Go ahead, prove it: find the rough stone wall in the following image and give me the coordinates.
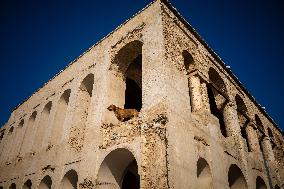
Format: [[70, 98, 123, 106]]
[[0, 0, 283, 189]]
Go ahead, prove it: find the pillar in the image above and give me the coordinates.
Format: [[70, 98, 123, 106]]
[[188, 74, 202, 112], [200, 82, 210, 112], [245, 122, 260, 153], [223, 101, 241, 137], [261, 136, 275, 162]]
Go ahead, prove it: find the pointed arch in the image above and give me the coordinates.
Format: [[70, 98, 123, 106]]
[[20, 111, 37, 155], [51, 89, 71, 145], [39, 175, 52, 189], [110, 40, 143, 113], [34, 101, 52, 151], [69, 74, 94, 151], [8, 126, 14, 134], [197, 158, 213, 189], [9, 183, 16, 189], [60, 169, 78, 189], [235, 95, 250, 151], [22, 179, 32, 189], [182, 50, 194, 74], [228, 164, 247, 189], [97, 148, 139, 189], [255, 115, 264, 132], [207, 68, 228, 137]]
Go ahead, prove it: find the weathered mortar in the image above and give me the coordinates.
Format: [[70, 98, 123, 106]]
[[0, 0, 283, 189]]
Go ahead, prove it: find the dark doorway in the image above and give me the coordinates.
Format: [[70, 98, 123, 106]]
[[124, 77, 142, 111], [122, 171, 140, 189], [122, 160, 140, 189], [207, 85, 227, 137]]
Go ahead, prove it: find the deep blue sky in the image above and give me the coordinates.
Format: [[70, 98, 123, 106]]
[[0, 0, 283, 131]]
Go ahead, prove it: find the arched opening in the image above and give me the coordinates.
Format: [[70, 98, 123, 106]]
[[256, 176, 267, 189], [34, 101, 52, 151], [208, 68, 228, 137], [10, 119, 25, 158], [267, 128, 273, 140], [39, 175, 52, 189], [51, 89, 71, 145], [255, 115, 264, 133], [22, 179, 32, 189], [9, 126, 14, 134], [9, 183, 16, 189], [275, 184, 280, 189], [182, 50, 195, 112], [61, 169, 78, 189], [182, 50, 194, 74], [197, 158, 213, 189], [69, 74, 94, 151], [124, 77, 142, 111], [18, 119, 24, 128], [20, 111, 37, 154], [97, 148, 139, 189], [228, 164, 247, 189], [111, 40, 143, 113], [0, 131, 4, 141], [235, 95, 250, 151]]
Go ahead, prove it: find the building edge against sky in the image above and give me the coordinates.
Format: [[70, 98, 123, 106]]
[[0, 0, 283, 189]]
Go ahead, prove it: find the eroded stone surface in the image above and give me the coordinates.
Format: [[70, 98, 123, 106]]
[[0, 1, 283, 189]]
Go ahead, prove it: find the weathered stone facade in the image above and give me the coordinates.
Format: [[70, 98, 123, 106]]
[[0, 0, 283, 188]]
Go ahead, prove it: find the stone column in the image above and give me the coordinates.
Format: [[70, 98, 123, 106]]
[[200, 82, 210, 112], [223, 101, 241, 137], [188, 73, 202, 112], [261, 136, 275, 162], [245, 122, 260, 152]]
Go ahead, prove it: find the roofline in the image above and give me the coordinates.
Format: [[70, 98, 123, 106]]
[[160, 0, 282, 134], [10, 1, 156, 113], [7, 0, 282, 135]]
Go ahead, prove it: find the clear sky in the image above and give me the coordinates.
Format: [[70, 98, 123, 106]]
[[0, 0, 283, 131]]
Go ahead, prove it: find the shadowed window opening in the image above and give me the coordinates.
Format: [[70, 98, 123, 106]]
[[240, 127, 250, 151], [124, 53, 142, 112], [207, 84, 227, 137], [122, 161, 140, 189], [23, 179, 32, 189], [18, 119, 24, 128], [235, 95, 250, 151], [8, 126, 14, 134], [267, 128, 276, 148], [124, 77, 142, 111], [97, 148, 140, 189], [255, 115, 264, 133], [182, 50, 194, 74], [256, 176, 267, 189], [61, 169, 78, 189], [197, 158, 213, 189], [111, 40, 143, 113], [9, 183, 16, 189], [0, 131, 3, 141], [228, 164, 247, 189], [275, 184, 280, 189], [39, 175, 52, 189]]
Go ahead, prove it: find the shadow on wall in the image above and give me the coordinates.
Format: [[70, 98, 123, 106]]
[[96, 148, 139, 189]]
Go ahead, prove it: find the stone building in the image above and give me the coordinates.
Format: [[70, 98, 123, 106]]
[[0, 0, 283, 188]]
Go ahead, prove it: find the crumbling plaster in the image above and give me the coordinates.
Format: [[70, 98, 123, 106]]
[[0, 0, 283, 189]]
